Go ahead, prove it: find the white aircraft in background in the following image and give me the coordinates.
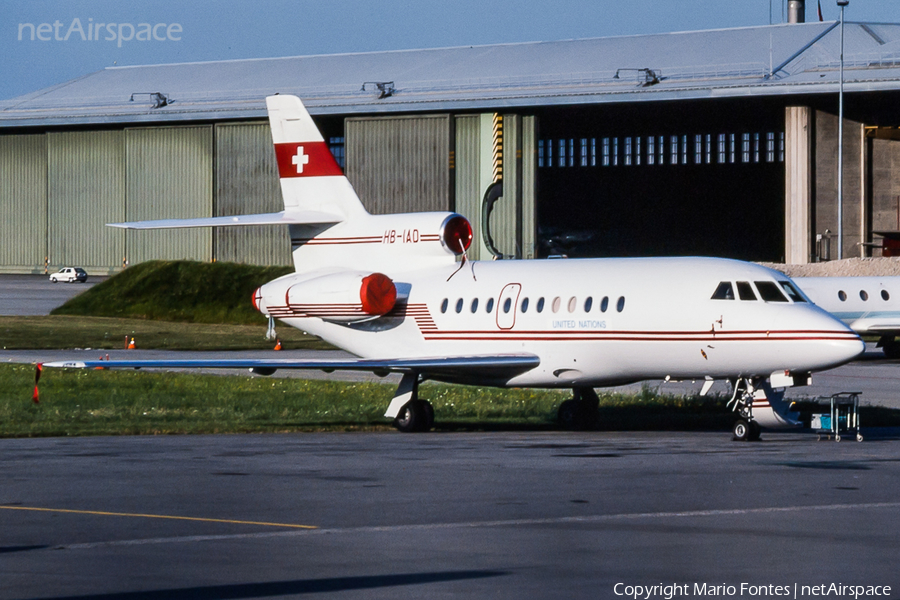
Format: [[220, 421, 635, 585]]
[[794, 276, 900, 358], [44, 95, 864, 441]]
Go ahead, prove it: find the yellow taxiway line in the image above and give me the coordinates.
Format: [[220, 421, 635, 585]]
[[0, 505, 317, 529]]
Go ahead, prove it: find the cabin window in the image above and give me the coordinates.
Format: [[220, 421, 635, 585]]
[[616, 296, 626, 312], [537, 297, 545, 313], [838, 290, 847, 302], [711, 282, 735, 300], [552, 297, 561, 313], [882, 290, 890, 301], [441, 298, 448, 313], [755, 281, 788, 302], [737, 281, 757, 301], [600, 296, 609, 312], [584, 296, 593, 312], [470, 298, 479, 313], [503, 297, 513, 313], [778, 281, 807, 302], [567, 297, 577, 313], [521, 297, 530, 313], [860, 290, 869, 301], [486, 298, 495, 313], [455, 298, 464, 313]]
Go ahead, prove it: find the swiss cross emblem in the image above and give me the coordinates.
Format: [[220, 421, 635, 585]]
[[292, 146, 310, 173]]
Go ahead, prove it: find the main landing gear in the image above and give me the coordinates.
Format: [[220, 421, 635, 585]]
[[728, 377, 761, 442], [878, 335, 900, 359], [387, 373, 434, 433], [557, 387, 601, 431]]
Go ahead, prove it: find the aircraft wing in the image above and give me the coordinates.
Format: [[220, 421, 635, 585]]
[[848, 317, 900, 335], [42, 354, 541, 382], [107, 210, 342, 229]]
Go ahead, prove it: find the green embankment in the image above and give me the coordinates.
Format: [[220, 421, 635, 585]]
[[0, 260, 331, 350], [51, 260, 292, 324]]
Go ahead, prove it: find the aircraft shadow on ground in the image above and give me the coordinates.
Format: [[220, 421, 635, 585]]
[[27, 570, 509, 600]]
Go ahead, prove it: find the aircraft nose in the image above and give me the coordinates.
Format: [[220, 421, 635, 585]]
[[809, 310, 865, 369]]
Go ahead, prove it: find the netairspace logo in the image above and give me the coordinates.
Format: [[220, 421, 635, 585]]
[[612, 582, 893, 600], [17, 18, 182, 48]]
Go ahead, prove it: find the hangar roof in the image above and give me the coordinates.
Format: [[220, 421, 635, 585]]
[[3, 21, 900, 127]]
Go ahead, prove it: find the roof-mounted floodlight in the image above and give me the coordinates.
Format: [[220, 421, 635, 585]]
[[361, 81, 395, 99], [613, 68, 662, 87], [129, 92, 170, 108]]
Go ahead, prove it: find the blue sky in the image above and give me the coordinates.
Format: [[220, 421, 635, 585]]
[[4, 0, 900, 101]]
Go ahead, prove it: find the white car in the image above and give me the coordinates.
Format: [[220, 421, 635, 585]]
[[50, 267, 88, 283]]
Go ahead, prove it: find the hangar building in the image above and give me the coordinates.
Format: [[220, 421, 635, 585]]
[[3, 19, 900, 274]]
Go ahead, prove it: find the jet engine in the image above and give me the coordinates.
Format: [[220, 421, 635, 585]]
[[253, 271, 397, 323]]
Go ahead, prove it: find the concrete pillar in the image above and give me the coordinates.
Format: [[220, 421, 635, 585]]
[[785, 106, 813, 264], [815, 110, 864, 259]]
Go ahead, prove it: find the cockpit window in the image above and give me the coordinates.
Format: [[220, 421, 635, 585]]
[[711, 282, 735, 300], [736, 281, 757, 301], [778, 281, 807, 303], [755, 281, 788, 302]]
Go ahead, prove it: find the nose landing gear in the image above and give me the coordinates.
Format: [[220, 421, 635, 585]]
[[728, 377, 762, 442], [732, 418, 762, 442]]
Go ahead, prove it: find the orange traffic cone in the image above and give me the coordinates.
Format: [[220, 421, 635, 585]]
[[127, 337, 136, 350], [273, 339, 282, 351]]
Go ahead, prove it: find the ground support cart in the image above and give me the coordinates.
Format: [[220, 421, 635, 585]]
[[807, 392, 863, 442]]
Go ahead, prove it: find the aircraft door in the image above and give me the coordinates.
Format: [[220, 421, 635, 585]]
[[496, 283, 522, 330]]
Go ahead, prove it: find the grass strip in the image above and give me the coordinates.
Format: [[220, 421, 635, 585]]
[[12, 363, 895, 437], [0, 316, 332, 351]]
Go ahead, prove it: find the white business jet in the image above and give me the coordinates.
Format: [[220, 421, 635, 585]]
[[44, 95, 864, 440], [794, 276, 900, 358]]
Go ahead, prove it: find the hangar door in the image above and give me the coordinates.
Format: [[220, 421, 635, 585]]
[[0, 134, 47, 271], [345, 115, 451, 214], [125, 126, 213, 265], [535, 101, 786, 262], [215, 122, 291, 266], [48, 131, 125, 271]]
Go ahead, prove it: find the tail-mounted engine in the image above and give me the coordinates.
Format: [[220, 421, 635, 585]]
[[254, 271, 398, 323]]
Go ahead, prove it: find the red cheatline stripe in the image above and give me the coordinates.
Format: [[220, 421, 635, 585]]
[[421, 335, 855, 342]]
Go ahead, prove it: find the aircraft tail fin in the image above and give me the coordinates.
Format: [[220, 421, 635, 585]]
[[266, 95, 368, 221]]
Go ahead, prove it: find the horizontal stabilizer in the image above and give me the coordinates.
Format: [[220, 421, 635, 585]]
[[107, 210, 342, 230], [43, 354, 540, 380]]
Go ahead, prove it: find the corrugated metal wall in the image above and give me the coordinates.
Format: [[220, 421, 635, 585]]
[[215, 122, 290, 265], [453, 113, 537, 261], [345, 115, 450, 214], [125, 126, 213, 264], [0, 134, 47, 271], [521, 116, 537, 259], [454, 115, 482, 261], [492, 114, 518, 258], [48, 131, 125, 270], [0, 111, 535, 273]]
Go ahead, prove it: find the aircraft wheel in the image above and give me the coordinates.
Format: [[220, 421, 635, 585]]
[[393, 399, 433, 433], [884, 341, 900, 360], [557, 399, 583, 430], [732, 419, 751, 442], [748, 420, 762, 442], [557, 400, 599, 431], [421, 400, 435, 431]]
